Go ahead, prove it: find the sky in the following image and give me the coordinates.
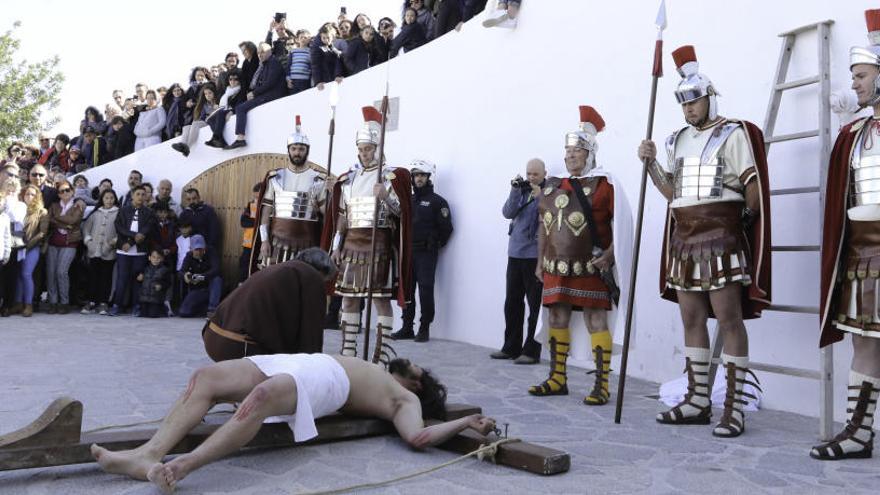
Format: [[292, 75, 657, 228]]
[[5, 0, 401, 138]]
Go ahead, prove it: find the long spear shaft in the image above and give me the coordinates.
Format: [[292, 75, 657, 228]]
[[324, 107, 337, 254], [361, 95, 391, 361], [615, 4, 666, 423]]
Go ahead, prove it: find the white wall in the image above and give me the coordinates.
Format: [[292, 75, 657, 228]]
[[83, 0, 876, 425]]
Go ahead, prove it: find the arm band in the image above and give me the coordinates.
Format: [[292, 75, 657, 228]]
[[259, 225, 269, 242], [332, 232, 344, 251]]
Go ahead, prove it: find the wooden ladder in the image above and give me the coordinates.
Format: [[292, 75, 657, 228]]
[[708, 19, 835, 441]]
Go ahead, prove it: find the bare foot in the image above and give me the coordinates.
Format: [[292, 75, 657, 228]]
[[147, 462, 179, 495], [90, 444, 156, 481]]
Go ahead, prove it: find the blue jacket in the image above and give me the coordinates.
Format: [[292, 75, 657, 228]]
[[251, 56, 286, 101], [502, 185, 540, 259]]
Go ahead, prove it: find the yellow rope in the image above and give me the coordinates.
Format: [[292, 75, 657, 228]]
[[295, 438, 520, 495]]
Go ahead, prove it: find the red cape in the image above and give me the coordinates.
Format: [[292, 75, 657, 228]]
[[658, 119, 772, 319], [321, 165, 412, 307], [819, 118, 867, 347], [248, 162, 328, 276]]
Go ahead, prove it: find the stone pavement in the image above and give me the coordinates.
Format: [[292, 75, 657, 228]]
[[0, 315, 878, 494]]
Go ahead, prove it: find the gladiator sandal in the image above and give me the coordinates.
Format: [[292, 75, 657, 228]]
[[656, 347, 712, 425], [372, 316, 397, 367], [528, 328, 570, 396], [584, 330, 612, 406], [339, 312, 360, 357], [713, 355, 761, 438], [810, 372, 879, 460]]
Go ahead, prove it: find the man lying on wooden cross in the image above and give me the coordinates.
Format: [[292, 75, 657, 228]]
[[91, 354, 496, 494]]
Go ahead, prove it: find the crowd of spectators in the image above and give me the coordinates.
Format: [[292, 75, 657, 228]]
[[0, 2, 500, 318], [1, 1, 491, 168], [0, 164, 225, 319]]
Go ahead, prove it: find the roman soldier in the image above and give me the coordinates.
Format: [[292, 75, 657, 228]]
[[529, 105, 623, 407], [323, 106, 412, 365], [249, 116, 329, 275], [638, 45, 772, 438], [813, 9, 880, 460]]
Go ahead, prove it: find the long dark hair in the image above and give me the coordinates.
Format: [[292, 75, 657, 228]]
[[239, 41, 258, 59], [193, 82, 218, 121], [162, 83, 183, 111]]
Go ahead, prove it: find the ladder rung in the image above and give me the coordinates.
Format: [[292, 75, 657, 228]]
[[771, 187, 820, 196], [767, 304, 819, 315], [771, 245, 819, 252], [775, 75, 820, 91], [778, 19, 834, 38], [766, 130, 819, 144], [710, 358, 821, 380]]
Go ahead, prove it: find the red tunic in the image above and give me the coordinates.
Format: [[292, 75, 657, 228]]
[[542, 177, 614, 311], [820, 118, 867, 347]]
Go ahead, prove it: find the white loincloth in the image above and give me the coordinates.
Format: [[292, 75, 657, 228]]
[[245, 353, 350, 442]]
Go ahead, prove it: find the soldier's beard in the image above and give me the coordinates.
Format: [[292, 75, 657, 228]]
[[289, 153, 308, 167]]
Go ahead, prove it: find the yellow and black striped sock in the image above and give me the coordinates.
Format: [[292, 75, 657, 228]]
[[528, 328, 570, 396], [584, 330, 612, 405]]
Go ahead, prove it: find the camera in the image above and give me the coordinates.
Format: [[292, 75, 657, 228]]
[[191, 273, 206, 283], [340, 6, 347, 15], [511, 176, 531, 190], [274, 12, 286, 23]]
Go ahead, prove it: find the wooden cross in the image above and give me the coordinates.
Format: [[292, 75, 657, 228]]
[[0, 397, 569, 476]]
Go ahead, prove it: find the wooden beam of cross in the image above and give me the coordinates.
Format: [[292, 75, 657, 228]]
[[0, 397, 570, 476]]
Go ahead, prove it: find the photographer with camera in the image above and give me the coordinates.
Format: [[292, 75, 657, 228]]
[[178, 234, 223, 319], [490, 158, 545, 364]]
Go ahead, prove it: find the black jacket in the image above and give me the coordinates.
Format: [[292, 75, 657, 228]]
[[344, 37, 387, 75], [179, 202, 221, 249], [411, 183, 453, 249], [240, 56, 259, 92], [114, 205, 157, 253], [435, 0, 463, 39], [390, 23, 427, 58], [107, 122, 136, 160], [463, 0, 488, 22], [139, 263, 172, 304], [181, 250, 220, 289], [310, 38, 345, 85]]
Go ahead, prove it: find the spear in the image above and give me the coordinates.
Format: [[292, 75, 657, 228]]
[[361, 97, 391, 362], [614, 0, 667, 424], [324, 83, 339, 253]]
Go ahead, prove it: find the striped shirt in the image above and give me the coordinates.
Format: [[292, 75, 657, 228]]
[[287, 48, 311, 81]]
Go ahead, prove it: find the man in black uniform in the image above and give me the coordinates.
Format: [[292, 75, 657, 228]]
[[392, 160, 453, 342]]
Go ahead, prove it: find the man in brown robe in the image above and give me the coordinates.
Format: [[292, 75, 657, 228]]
[[201, 248, 336, 361]]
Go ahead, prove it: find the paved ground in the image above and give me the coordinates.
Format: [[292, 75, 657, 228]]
[[0, 314, 878, 494]]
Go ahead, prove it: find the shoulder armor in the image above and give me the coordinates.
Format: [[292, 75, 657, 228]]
[[266, 168, 280, 178], [385, 170, 397, 181], [665, 126, 688, 166], [307, 162, 329, 177]]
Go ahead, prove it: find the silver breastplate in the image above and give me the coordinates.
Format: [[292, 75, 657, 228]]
[[673, 157, 725, 200], [851, 130, 880, 206], [668, 122, 740, 201], [347, 196, 390, 228], [275, 191, 318, 221]]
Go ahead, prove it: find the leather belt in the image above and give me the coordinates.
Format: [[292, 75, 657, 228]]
[[208, 322, 258, 345]]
